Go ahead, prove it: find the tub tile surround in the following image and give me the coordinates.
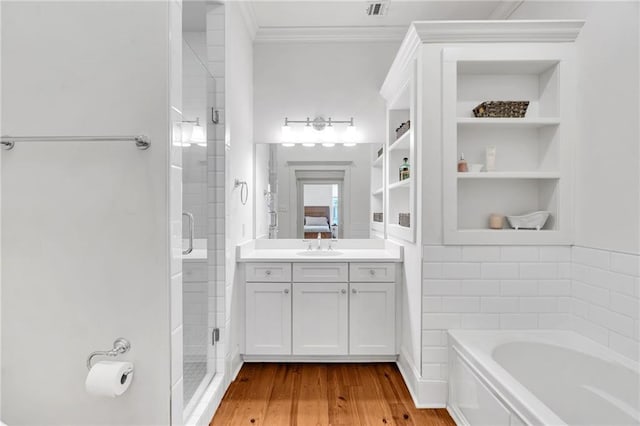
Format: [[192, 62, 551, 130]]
[[420, 244, 640, 390], [571, 246, 640, 361], [422, 245, 573, 381]]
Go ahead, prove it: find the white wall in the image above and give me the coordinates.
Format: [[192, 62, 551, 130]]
[[254, 42, 399, 145], [1, 2, 173, 424], [511, 1, 639, 255], [225, 0, 254, 384]]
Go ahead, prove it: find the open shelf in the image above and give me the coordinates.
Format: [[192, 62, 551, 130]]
[[443, 52, 572, 245], [457, 172, 560, 179], [369, 144, 385, 238], [370, 221, 384, 233], [457, 117, 560, 128], [388, 178, 411, 190], [388, 131, 410, 152]]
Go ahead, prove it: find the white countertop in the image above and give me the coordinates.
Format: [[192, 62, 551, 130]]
[[236, 239, 403, 262]]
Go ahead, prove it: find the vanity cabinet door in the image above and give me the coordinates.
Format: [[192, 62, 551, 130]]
[[292, 282, 348, 355], [245, 282, 291, 355], [349, 282, 396, 355]]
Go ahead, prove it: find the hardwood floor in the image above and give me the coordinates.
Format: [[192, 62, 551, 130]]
[[210, 363, 456, 426]]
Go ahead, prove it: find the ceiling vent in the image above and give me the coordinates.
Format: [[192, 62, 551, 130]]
[[365, 1, 389, 16]]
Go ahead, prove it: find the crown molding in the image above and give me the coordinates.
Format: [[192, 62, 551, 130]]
[[254, 26, 407, 43], [411, 20, 584, 44], [488, 0, 525, 19], [379, 25, 420, 102], [237, 1, 258, 40]]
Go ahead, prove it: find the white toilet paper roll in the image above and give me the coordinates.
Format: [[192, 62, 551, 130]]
[[85, 361, 134, 397]]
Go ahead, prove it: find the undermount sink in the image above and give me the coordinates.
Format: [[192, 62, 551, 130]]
[[296, 250, 344, 257]]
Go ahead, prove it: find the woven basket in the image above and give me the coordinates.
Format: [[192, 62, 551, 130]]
[[373, 212, 383, 223], [473, 101, 529, 118]]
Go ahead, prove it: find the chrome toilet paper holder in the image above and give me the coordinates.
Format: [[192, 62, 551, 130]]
[[86, 338, 132, 372]]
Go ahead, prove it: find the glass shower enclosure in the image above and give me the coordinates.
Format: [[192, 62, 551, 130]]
[[181, 20, 217, 416]]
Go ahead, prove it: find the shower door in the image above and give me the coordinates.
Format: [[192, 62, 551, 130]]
[[181, 34, 216, 415]]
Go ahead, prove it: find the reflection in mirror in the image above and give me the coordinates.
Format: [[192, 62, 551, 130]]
[[302, 183, 339, 239], [255, 143, 376, 239]]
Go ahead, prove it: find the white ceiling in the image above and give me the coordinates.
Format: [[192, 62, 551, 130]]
[[251, 1, 505, 28], [183, 1, 522, 41]]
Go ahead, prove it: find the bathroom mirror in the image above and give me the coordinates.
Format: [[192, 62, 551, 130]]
[[255, 143, 377, 239]]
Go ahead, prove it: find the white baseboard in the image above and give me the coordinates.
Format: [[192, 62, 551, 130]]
[[447, 404, 467, 426], [396, 348, 448, 408], [242, 354, 398, 363], [230, 347, 243, 381]]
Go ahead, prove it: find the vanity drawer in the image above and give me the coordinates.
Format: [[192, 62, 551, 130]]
[[349, 263, 396, 282], [293, 263, 348, 282], [246, 263, 292, 282]]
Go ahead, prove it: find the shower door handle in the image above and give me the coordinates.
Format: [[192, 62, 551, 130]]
[[182, 212, 194, 255]]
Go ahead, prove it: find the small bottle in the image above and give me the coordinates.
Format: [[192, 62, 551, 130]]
[[457, 153, 468, 172], [486, 146, 496, 172], [399, 157, 410, 181]]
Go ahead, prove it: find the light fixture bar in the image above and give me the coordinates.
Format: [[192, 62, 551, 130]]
[[284, 117, 354, 126]]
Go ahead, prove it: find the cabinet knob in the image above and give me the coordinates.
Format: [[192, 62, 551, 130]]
[[352, 288, 358, 294], [283, 288, 289, 294], [369, 269, 376, 275], [341, 289, 346, 294], [265, 270, 272, 276]]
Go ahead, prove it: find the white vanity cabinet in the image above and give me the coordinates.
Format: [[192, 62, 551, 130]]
[[292, 281, 348, 355], [349, 263, 396, 355], [243, 261, 399, 359], [245, 264, 292, 355]]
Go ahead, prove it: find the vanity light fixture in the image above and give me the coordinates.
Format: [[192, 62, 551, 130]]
[[281, 116, 358, 146]]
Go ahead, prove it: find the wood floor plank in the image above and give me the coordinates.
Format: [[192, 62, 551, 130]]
[[351, 364, 397, 425], [210, 363, 456, 426], [373, 364, 417, 425], [213, 363, 278, 425], [293, 364, 330, 426], [327, 365, 361, 426], [262, 364, 300, 425]]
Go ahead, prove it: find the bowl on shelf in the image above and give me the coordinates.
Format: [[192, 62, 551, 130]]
[[506, 211, 550, 230], [469, 163, 484, 172]]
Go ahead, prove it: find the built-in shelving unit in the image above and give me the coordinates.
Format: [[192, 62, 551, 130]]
[[442, 48, 574, 245], [384, 72, 416, 243], [370, 145, 385, 238]]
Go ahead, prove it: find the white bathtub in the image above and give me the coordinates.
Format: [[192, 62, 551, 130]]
[[447, 330, 639, 426]]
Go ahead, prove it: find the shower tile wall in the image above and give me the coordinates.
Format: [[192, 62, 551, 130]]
[[183, 31, 209, 239], [571, 246, 639, 361], [182, 31, 209, 369]]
